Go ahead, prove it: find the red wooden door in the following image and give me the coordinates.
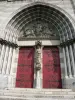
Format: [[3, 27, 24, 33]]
[[43, 47, 62, 88], [16, 47, 34, 88]]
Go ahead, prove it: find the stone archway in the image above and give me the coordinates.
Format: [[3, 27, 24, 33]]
[[0, 2, 75, 89], [5, 2, 75, 42]]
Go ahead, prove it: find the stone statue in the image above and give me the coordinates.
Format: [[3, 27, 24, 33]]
[[35, 41, 42, 71]]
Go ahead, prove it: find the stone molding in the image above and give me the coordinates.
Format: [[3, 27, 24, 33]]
[[60, 38, 75, 47], [0, 38, 18, 48]]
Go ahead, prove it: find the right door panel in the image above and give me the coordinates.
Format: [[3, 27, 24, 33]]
[[43, 47, 62, 88]]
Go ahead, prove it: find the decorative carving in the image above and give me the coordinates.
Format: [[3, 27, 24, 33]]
[[35, 41, 42, 71], [22, 21, 57, 39], [0, 38, 18, 48]]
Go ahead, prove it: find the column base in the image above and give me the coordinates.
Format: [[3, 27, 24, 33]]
[[65, 76, 69, 78], [69, 75, 73, 78], [63, 77, 75, 89]]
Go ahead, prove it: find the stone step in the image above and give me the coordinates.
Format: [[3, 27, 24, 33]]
[[0, 88, 72, 92], [0, 88, 73, 94], [6, 88, 73, 92], [0, 90, 75, 95], [0, 95, 75, 100], [0, 88, 74, 93], [0, 89, 75, 96], [0, 89, 75, 100], [0, 95, 74, 100]]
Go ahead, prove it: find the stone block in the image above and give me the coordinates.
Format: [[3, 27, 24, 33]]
[[0, 89, 75, 100], [0, 74, 8, 89]]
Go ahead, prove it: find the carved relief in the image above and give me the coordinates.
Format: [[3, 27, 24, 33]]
[[21, 21, 57, 39], [35, 41, 42, 71]]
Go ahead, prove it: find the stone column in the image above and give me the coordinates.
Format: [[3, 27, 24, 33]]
[[0, 44, 2, 56], [0, 45, 6, 73], [10, 48, 16, 74], [2, 46, 9, 74], [8, 47, 17, 88], [66, 46, 72, 77], [34, 41, 42, 89], [69, 45, 75, 77], [72, 43, 75, 77], [63, 47, 68, 78], [6, 47, 13, 74]]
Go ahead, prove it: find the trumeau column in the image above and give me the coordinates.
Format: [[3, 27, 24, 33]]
[[34, 41, 42, 89]]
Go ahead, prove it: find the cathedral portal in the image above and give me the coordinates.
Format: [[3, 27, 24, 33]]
[[2, 2, 75, 89], [16, 46, 62, 88]]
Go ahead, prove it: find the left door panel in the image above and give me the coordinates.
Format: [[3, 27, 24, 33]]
[[16, 47, 34, 88]]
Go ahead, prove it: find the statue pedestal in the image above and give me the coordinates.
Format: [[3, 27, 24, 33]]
[[36, 71, 41, 89]]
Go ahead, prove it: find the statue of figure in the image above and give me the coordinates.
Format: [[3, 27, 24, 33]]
[[35, 23, 43, 36], [35, 41, 42, 71], [24, 28, 35, 37], [34, 41, 42, 89], [22, 21, 57, 38]]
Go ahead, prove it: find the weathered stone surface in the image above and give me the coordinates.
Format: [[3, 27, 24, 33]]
[[0, 75, 8, 89], [0, 89, 75, 100], [0, 0, 75, 93]]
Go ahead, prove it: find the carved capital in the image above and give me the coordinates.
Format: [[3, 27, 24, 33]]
[[0, 38, 18, 48], [35, 41, 42, 49]]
